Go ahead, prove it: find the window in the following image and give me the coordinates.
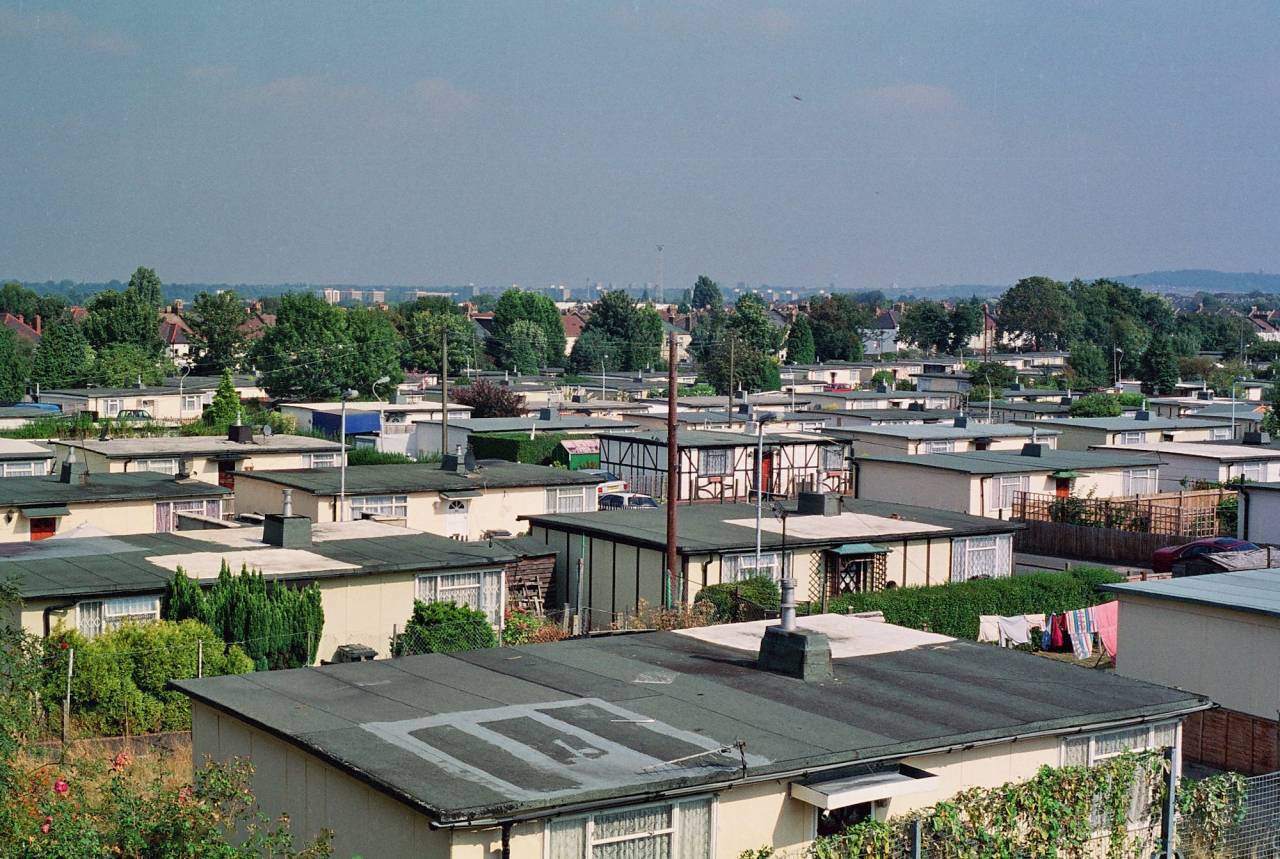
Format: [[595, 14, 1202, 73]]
[[822, 447, 845, 471], [546, 486, 597, 513], [926, 440, 955, 454], [1, 460, 40, 477], [181, 394, 200, 413], [134, 458, 179, 475], [1210, 427, 1233, 441], [722, 551, 782, 582], [547, 797, 713, 859], [994, 475, 1028, 510], [155, 499, 221, 532], [950, 534, 1013, 582], [1238, 461, 1264, 483], [350, 494, 408, 519], [1123, 467, 1158, 495], [305, 452, 340, 468], [77, 595, 161, 638], [1117, 431, 1145, 445], [699, 449, 729, 476], [103, 399, 123, 417], [1060, 722, 1179, 830], [416, 571, 503, 625]]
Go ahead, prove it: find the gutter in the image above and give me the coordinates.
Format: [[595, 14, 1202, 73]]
[[425, 700, 1211, 830], [43, 600, 76, 638]]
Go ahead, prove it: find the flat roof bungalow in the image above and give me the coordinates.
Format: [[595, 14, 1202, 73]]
[[524, 495, 1020, 626], [414, 414, 639, 457], [171, 615, 1206, 859], [234, 460, 605, 540], [827, 418, 1059, 456], [790, 406, 965, 429], [804, 388, 952, 412], [1101, 569, 1280, 774], [0, 438, 54, 477], [37, 374, 264, 422], [0, 459, 229, 541], [0, 518, 527, 661], [1090, 440, 1280, 491], [1015, 414, 1236, 450], [278, 399, 473, 457], [853, 445, 1164, 518], [1238, 482, 1280, 545], [49, 431, 346, 489], [981, 399, 1074, 423]]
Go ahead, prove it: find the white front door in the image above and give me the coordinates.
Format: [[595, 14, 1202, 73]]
[[445, 500, 469, 539]]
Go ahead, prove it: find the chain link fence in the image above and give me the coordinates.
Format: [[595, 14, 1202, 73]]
[[1220, 770, 1280, 859]]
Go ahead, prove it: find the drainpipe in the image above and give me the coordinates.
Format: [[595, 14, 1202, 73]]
[[500, 822, 512, 859], [43, 601, 76, 638]]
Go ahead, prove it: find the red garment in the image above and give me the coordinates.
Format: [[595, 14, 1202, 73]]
[[1049, 613, 1068, 651]]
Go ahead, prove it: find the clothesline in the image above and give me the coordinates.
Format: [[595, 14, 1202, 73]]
[[977, 602, 1119, 659]]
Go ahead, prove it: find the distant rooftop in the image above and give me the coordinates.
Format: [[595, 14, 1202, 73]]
[[50, 434, 344, 459], [235, 462, 603, 495], [598, 429, 831, 449], [1101, 568, 1280, 619], [833, 422, 1059, 441], [1092, 441, 1280, 461], [856, 448, 1162, 475], [0, 472, 228, 507], [0, 438, 54, 461], [446, 416, 638, 433], [1022, 416, 1232, 430]]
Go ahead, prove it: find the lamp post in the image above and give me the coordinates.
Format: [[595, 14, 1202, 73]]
[[1113, 347, 1124, 388], [600, 354, 608, 402], [753, 413, 776, 579], [371, 374, 391, 403], [337, 388, 359, 522]]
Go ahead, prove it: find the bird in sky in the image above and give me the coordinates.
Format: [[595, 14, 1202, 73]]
[[791, 94, 803, 101]]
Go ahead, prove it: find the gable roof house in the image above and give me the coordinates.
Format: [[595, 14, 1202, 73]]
[[170, 614, 1206, 859], [1, 312, 41, 344]]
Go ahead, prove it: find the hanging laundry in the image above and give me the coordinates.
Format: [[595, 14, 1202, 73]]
[[997, 615, 1031, 646], [1092, 601, 1119, 658], [1041, 623, 1052, 650], [1067, 608, 1093, 660], [977, 615, 1001, 644], [1050, 614, 1068, 651], [1024, 613, 1046, 633]]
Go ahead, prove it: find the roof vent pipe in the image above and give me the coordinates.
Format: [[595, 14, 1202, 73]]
[[282, 488, 293, 517], [779, 578, 797, 632]]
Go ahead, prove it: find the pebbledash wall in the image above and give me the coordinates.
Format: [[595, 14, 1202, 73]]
[[189, 701, 1077, 859]]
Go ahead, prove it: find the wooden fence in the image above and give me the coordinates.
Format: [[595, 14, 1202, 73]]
[[1013, 519, 1185, 565], [1012, 488, 1235, 538]]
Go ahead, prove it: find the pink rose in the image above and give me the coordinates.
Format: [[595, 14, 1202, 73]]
[[53, 779, 68, 795]]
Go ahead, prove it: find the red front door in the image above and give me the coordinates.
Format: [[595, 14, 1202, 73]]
[[760, 451, 774, 497], [30, 517, 56, 541], [1055, 478, 1071, 498]]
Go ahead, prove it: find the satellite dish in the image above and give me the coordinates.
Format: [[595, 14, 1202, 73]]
[[261, 425, 274, 437]]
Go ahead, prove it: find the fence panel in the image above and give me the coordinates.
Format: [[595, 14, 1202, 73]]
[[1219, 770, 1280, 859], [1014, 489, 1236, 538]]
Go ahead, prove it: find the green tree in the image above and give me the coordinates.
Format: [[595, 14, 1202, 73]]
[[946, 299, 985, 353], [1069, 393, 1124, 417], [399, 309, 478, 374], [784, 316, 816, 364], [506, 319, 547, 374], [491, 289, 565, 367], [83, 288, 162, 355], [127, 266, 164, 308], [393, 599, 498, 655], [0, 329, 25, 402], [997, 277, 1078, 351], [32, 319, 95, 388], [1067, 340, 1110, 389], [567, 328, 616, 376], [898, 302, 951, 354], [204, 368, 243, 426], [569, 290, 662, 372], [1262, 380, 1280, 436], [969, 361, 1018, 391], [187, 290, 249, 373], [452, 379, 526, 418], [0, 280, 66, 323], [690, 275, 723, 310], [1139, 338, 1179, 395], [808, 294, 871, 361], [344, 306, 404, 395], [250, 293, 353, 399], [93, 343, 170, 387]]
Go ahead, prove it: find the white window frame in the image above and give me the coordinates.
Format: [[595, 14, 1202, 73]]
[[133, 457, 179, 475], [993, 475, 1029, 510], [181, 394, 201, 413], [154, 498, 222, 532], [1117, 431, 1145, 445], [699, 448, 730, 476], [1, 460, 40, 477], [544, 796, 715, 859], [546, 486, 597, 513], [722, 551, 782, 582], [350, 494, 408, 519], [1237, 461, 1264, 483], [926, 440, 955, 454], [304, 452, 341, 468], [1123, 467, 1158, 495], [76, 595, 161, 638], [1210, 427, 1233, 441], [1060, 722, 1180, 830], [103, 398, 123, 417], [950, 534, 1013, 582], [416, 570, 504, 626], [822, 447, 845, 471]]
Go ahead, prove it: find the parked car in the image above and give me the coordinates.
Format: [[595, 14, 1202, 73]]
[[599, 492, 659, 510], [1152, 537, 1260, 573], [115, 409, 154, 422], [579, 469, 627, 495]]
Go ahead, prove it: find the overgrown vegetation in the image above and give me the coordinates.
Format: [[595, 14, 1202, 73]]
[[501, 608, 568, 645], [164, 563, 324, 670], [694, 577, 781, 622], [828, 567, 1122, 640], [391, 600, 499, 656], [469, 430, 571, 465]]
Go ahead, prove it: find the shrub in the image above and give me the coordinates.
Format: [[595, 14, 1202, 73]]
[[392, 600, 498, 655], [347, 447, 417, 465], [694, 577, 781, 622], [469, 431, 571, 465], [1069, 393, 1123, 417], [827, 567, 1123, 640], [501, 609, 568, 646], [42, 620, 253, 736]]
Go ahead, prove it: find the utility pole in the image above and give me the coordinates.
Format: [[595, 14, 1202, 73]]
[[665, 332, 680, 606], [727, 336, 736, 416], [656, 244, 664, 305], [440, 328, 449, 456]]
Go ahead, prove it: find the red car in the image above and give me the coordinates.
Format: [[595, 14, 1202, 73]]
[[1151, 537, 1259, 574]]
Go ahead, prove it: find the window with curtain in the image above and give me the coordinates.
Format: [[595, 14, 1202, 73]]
[[546, 486, 595, 513], [134, 458, 179, 475], [950, 534, 1012, 582], [994, 475, 1028, 510], [1118, 431, 1145, 445], [350, 494, 408, 518], [1, 460, 40, 477], [547, 797, 713, 859], [722, 551, 781, 582], [305, 452, 340, 468], [77, 595, 161, 638], [1059, 722, 1178, 830], [822, 447, 845, 471], [155, 499, 220, 532], [416, 571, 503, 625], [1239, 461, 1264, 482], [1122, 468, 1158, 495], [699, 449, 729, 476], [926, 440, 955, 454]]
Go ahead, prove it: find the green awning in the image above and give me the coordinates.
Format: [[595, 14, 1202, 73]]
[[829, 542, 890, 556], [21, 505, 70, 518], [439, 489, 482, 499], [1051, 470, 1079, 479]]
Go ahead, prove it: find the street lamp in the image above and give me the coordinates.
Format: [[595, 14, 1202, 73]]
[[752, 412, 777, 579], [600, 354, 608, 402], [371, 375, 391, 403], [1113, 347, 1124, 388], [337, 388, 359, 522]]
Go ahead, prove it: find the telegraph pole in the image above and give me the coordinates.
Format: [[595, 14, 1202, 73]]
[[727, 336, 736, 416], [440, 328, 449, 455], [656, 244, 664, 305], [665, 331, 680, 606]]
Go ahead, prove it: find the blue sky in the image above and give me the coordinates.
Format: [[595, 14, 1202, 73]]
[[1, 1, 1277, 290]]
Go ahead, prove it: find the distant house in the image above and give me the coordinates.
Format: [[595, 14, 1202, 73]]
[[981, 398, 1075, 423], [37, 374, 264, 422], [158, 312, 194, 362], [413, 414, 638, 458], [828, 418, 1059, 456], [0, 438, 54, 477], [559, 310, 587, 355], [854, 445, 1164, 518], [1090, 440, 1280, 490], [279, 399, 472, 457], [1016, 413, 1237, 450], [0, 312, 41, 344], [233, 460, 605, 540], [861, 308, 903, 356], [793, 406, 964, 428], [804, 387, 951, 411]]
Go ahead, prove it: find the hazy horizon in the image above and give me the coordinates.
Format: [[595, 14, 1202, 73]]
[[3, 2, 1277, 291]]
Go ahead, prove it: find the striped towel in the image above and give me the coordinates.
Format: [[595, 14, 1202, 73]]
[[1067, 608, 1094, 660]]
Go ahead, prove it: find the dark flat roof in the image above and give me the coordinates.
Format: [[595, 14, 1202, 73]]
[[856, 449, 1162, 475], [448, 417, 638, 433], [234, 463, 603, 495], [1022, 416, 1232, 431], [1101, 568, 1280, 619], [171, 626, 1205, 824], [524, 497, 1018, 553], [598, 429, 831, 449], [0, 473, 228, 507]]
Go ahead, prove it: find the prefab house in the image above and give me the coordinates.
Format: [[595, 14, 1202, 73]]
[[1015, 414, 1237, 451]]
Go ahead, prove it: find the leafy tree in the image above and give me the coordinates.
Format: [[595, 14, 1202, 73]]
[[204, 368, 243, 426], [32, 319, 95, 388], [690, 275, 722, 310], [491, 289, 565, 367], [506, 319, 548, 374], [452, 379, 527, 418], [0, 329, 25, 403], [0, 280, 65, 323], [187, 290, 249, 373], [729, 294, 783, 353], [898, 302, 951, 354], [1069, 393, 1123, 417], [946, 299, 985, 352], [399, 309, 478, 374], [808, 295, 871, 361], [569, 290, 663, 372], [968, 361, 1018, 391], [127, 266, 164, 308], [1066, 340, 1110, 389], [567, 328, 616, 376], [784, 316, 816, 364], [93, 343, 170, 387], [392, 599, 498, 655], [997, 277, 1078, 351], [1174, 311, 1257, 358], [697, 296, 784, 394], [83, 288, 162, 355], [344, 306, 404, 395], [250, 293, 353, 399], [1262, 381, 1280, 436], [1139, 338, 1179, 396]]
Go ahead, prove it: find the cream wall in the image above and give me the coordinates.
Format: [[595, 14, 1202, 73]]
[[0, 497, 164, 542], [1114, 595, 1280, 720], [1240, 488, 1280, 543], [1051, 424, 1225, 451], [41, 392, 208, 422], [52, 448, 330, 485]]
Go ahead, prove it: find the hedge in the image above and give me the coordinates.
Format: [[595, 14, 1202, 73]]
[[392, 600, 499, 655], [469, 431, 572, 465], [694, 577, 781, 622], [827, 566, 1123, 640]]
